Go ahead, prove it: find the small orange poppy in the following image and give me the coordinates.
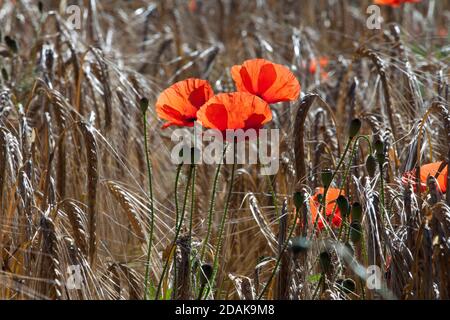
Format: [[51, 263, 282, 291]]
[[374, 0, 420, 7], [155, 78, 214, 129], [308, 57, 329, 75], [231, 59, 300, 104], [309, 187, 343, 231], [196, 92, 272, 132], [402, 161, 447, 193]]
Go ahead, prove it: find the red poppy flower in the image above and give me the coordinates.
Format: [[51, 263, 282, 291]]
[[231, 59, 300, 104], [155, 78, 214, 129], [374, 0, 420, 7], [196, 92, 272, 133], [309, 187, 343, 231], [402, 161, 447, 193], [188, 0, 197, 13], [308, 57, 329, 75]]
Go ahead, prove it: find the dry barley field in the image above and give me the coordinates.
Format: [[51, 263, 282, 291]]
[[0, 0, 449, 300]]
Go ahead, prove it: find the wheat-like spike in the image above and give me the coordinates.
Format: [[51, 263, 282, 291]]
[[118, 264, 141, 300], [77, 121, 98, 266], [38, 212, 63, 300], [61, 200, 88, 257], [106, 181, 146, 242]]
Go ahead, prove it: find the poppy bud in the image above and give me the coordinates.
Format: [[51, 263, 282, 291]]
[[317, 193, 323, 204], [199, 264, 213, 286], [293, 192, 304, 211], [139, 97, 149, 113], [366, 154, 377, 177], [350, 221, 362, 243], [349, 119, 361, 139], [290, 236, 310, 255], [376, 151, 385, 166], [344, 242, 354, 257], [342, 278, 356, 294], [4, 36, 18, 54], [319, 251, 332, 274], [321, 169, 333, 188], [336, 195, 350, 219], [351, 202, 362, 222], [1, 68, 8, 81], [374, 139, 384, 155]]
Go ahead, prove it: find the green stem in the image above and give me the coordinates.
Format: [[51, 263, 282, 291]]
[[199, 157, 224, 263], [188, 165, 196, 240], [202, 144, 236, 299], [155, 164, 194, 299], [172, 163, 183, 299], [309, 138, 352, 240], [312, 272, 325, 300], [379, 162, 386, 223], [143, 112, 155, 300], [257, 209, 299, 300]]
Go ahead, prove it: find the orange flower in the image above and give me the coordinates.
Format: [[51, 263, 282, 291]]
[[308, 57, 329, 75], [402, 161, 447, 193], [374, 0, 420, 7], [196, 92, 272, 132], [309, 187, 343, 231], [188, 0, 197, 13], [231, 59, 300, 104], [156, 78, 214, 129]]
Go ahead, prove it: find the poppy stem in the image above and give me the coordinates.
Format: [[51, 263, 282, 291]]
[[202, 143, 236, 299], [155, 164, 194, 299], [333, 135, 372, 240], [199, 148, 226, 263], [188, 165, 196, 240], [142, 111, 155, 300], [257, 207, 299, 300], [310, 137, 353, 239], [312, 272, 324, 300], [172, 162, 184, 299]]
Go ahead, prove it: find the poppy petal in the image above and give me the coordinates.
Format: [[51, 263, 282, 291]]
[[156, 78, 214, 129], [402, 161, 447, 193], [204, 103, 229, 131], [257, 63, 277, 94], [231, 59, 300, 104], [197, 92, 272, 132]]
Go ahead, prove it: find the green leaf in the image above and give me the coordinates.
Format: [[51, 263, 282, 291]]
[[307, 273, 322, 283]]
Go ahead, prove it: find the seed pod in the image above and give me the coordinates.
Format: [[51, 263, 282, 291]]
[[366, 154, 377, 177], [199, 264, 213, 286], [319, 251, 332, 274], [4, 36, 18, 53], [376, 151, 385, 166], [316, 193, 323, 204], [293, 192, 304, 211], [336, 195, 350, 219], [139, 97, 149, 113], [374, 139, 384, 155], [344, 242, 354, 257], [350, 221, 362, 243], [349, 119, 361, 139], [290, 237, 310, 255], [351, 202, 362, 222], [321, 169, 333, 188], [342, 278, 356, 294], [1, 68, 8, 81]]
